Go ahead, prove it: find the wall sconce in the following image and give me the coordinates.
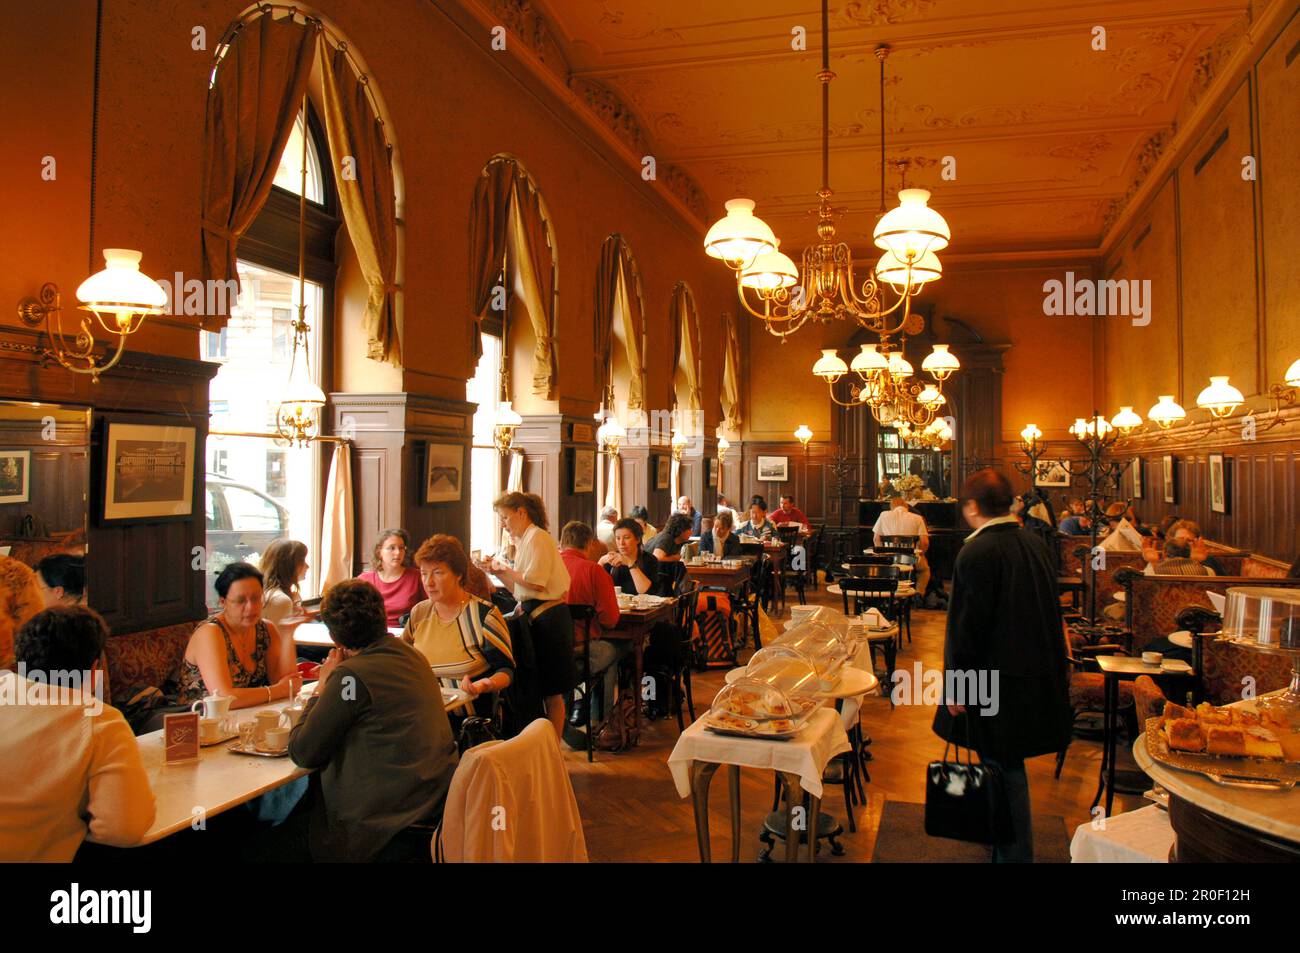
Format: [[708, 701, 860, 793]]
[[596, 416, 625, 456], [794, 424, 813, 448], [1195, 376, 1245, 419], [493, 401, 523, 454], [1111, 406, 1143, 435], [670, 429, 690, 461], [1147, 395, 1186, 429], [18, 249, 167, 382], [717, 435, 730, 463]]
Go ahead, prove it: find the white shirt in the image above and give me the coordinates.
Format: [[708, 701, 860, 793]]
[[510, 524, 570, 603], [0, 673, 155, 861], [872, 506, 929, 543], [595, 519, 617, 551]]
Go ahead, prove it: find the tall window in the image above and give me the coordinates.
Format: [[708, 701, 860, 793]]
[[468, 332, 503, 556], [202, 105, 336, 609]]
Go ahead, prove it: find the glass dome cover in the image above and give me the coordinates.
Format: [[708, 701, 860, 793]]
[[772, 622, 850, 678], [744, 645, 827, 697], [709, 677, 797, 722], [1222, 587, 1300, 653]]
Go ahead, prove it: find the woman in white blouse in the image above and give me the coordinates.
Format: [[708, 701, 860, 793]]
[[479, 492, 573, 738]]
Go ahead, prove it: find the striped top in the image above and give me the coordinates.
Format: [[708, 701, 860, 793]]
[[401, 596, 515, 682]]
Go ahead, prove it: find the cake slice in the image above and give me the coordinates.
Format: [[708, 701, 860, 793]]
[[1165, 718, 1206, 752], [1196, 702, 1232, 726], [1205, 725, 1247, 757], [1242, 726, 1284, 761]]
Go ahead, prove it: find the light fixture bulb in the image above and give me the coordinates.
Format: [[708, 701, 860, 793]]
[[1196, 376, 1244, 418], [703, 198, 778, 269]]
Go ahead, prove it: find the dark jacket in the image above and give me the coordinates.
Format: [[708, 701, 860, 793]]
[[698, 532, 741, 558], [289, 638, 458, 861], [932, 521, 1071, 763]]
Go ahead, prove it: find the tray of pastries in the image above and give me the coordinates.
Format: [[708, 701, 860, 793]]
[[1145, 701, 1300, 787], [702, 679, 819, 740]]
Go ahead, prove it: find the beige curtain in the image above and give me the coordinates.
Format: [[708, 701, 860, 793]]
[[615, 258, 646, 415], [670, 282, 702, 413], [319, 41, 401, 366], [604, 453, 622, 513], [200, 14, 316, 324], [670, 456, 681, 504], [319, 442, 354, 591], [468, 160, 516, 363], [506, 195, 557, 398], [722, 310, 742, 430]]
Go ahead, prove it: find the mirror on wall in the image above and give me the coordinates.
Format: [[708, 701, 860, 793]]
[[874, 431, 953, 500], [0, 401, 91, 570]]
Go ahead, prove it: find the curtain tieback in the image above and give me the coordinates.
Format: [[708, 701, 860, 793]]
[[201, 218, 236, 241]]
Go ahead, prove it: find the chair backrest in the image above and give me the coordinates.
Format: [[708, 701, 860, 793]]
[[858, 555, 896, 566], [738, 541, 764, 557], [656, 560, 688, 597], [879, 535, 919, 551], [840, 574, 899, 614], [776, 524, 801, 544], [568, 604, 597, 647], [858, 563, 900, 581]]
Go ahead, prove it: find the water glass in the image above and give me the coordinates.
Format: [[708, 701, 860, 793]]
[[238, 721, 257, 750]]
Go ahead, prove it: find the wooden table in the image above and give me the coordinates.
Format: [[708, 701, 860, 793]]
[[684, 562, 750, 593], [602, 599, 677, 746], [1092, 654, 1196, 817]]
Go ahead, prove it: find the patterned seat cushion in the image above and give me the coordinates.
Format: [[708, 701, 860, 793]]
[[104, 623, 196, 708], [1131, 675, 1166, 721], [1069, 672, 1133, 711]]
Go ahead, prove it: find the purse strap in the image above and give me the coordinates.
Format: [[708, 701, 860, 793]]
[[941, 710, 981, 767]]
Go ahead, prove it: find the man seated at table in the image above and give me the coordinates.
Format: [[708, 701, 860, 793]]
[[1143, 538, 1213, 577], [1142, 519, 1223, 576], [0, 606, 155, 861], [288, 580, 458, 862], [558, 521, 629, 738], [675, 496, 703, 536], [1058, 499, 1091, 536], [872, 496, 932, 597], [699, 510, 741, 558], [737, 497, 778, 540], [770, 495, 808, 529], [650, 513, 694, 564], [596, 506, 620, 552]]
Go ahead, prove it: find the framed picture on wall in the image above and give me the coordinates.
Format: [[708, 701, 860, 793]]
[[1130, 457, 1143, 499], [757, 455, 788, 482], [0, 450, 30, 505], [424, 443, 464, 504], [572, 449, 595, 494], [100, 418, 197, 523], [1163, 454, 1176, 504], [1034, 459, 1071, 488], [1209, 453, 1229, 514], [654, 455, 671, 490]]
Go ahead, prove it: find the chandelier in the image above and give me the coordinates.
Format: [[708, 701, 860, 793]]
[[813, 341, 958, 432], [702, 0, 952, 344]]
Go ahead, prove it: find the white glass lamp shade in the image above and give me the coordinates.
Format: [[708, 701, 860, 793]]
[[875, 248, 942, 289], [1147, 395, 1186, 428], [717, 436, 730, 453], [886, 351, 914, 378], [895, 422, 913, 438], [495, 401, 524, 429], [671, 430, 689, 451], [873, 189, 951, 261], [1196, 376, 1244, 418], [812, 349, 849, 382], [1285, 358, 1300, 388], [921, 343, 960, 381], [76, 249, 167, 323], [739, 240, 799, 291], [704, 199, 777, 268], [917, 385, 944, 409], [1092, 416, 1113, 437], [794, 424, 813, 446], [1112, 406, 1143, 432], [937, 421, 953, 441], [850, 344, 888, 377], [1068, 418, 1087, 438], [279, 345, 326, 414], [596, 415, 626, 448], [1020, 423, 1042, 443]]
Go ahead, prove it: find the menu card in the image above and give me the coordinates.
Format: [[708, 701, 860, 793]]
[[163, 712, 201, 764]]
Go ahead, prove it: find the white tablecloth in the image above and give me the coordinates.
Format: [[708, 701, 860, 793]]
[[668, 708, 850, 800], [1069, 804, 1174, 863], [294, 622, 403, 646]]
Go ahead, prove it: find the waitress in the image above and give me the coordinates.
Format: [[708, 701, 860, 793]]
[[481, 492, 573, 739]]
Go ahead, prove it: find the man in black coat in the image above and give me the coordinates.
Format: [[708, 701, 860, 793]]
[[932, 469, 1072, 862]]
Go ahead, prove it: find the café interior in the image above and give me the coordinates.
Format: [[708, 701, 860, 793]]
[[2, 0, 1299, 866]]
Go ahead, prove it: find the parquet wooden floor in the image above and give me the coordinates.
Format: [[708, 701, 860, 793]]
[[563, 587, 1146, 862]]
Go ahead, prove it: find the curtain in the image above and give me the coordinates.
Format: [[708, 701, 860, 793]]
[[593, 237, 621, 403], [318, 41, 401, 366], [200, 14, 316, 323], [670, 283, 702, 413], [509, 178, 557, 398], [319, 442, 354, 591], [670, 456, 681, 505], [468, 160, 515, 363], [604, 453, 622, 514], [722, 310, 742, 431], [615, 257, 646, 416]]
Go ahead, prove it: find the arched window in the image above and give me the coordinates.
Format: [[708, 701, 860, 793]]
[[594, 236, 647, 430]]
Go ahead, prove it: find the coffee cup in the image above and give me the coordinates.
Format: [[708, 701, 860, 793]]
[[262, 726, 290, 751], [199, 717, 223, 744], [254, 709, 281, 743], [1142, 651, 1163, 665], [191, 694, 232, 720]]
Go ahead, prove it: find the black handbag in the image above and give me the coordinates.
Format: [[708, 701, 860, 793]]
[[924, 715, 1014, 846]]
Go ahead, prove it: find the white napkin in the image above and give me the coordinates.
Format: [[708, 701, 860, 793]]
[[860, 608, 887, 628], [1206, 591, 1225, 614]]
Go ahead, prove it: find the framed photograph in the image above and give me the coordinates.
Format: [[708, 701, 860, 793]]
[[101, 418, 197, 523], [654, 455, 671, 490], [425, 443, 464, 504], [757, 455, 788, 482], [572, 448, 595, 494], [1034, 458, 1071, 488], [1162, 454, 1176, 504], [706, 457, 718, 488], [1130, 457, 1143, 499], [1209, 453, 1229, 514], [0, 450, 30, 504]]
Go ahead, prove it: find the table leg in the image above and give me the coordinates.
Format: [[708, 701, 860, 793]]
[[1091, 675, 1112, 812], [805, 794, 822, 863], [689, 761, 721, 863], [782, 772, 802, 864], [728, 765, 741, 864], [1105, 675, 1117, 817]]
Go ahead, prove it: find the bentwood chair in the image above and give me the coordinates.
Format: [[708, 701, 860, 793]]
[[878, 535, 920, 555], [667, 585, 700, 731]]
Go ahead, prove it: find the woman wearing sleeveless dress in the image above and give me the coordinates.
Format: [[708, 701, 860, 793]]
[[178, 562, 297, 708]]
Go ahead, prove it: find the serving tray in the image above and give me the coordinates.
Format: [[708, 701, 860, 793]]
[[227, 741, 291, 759], [702, 705, 818, 741], [1144, 718, 1300, 789]]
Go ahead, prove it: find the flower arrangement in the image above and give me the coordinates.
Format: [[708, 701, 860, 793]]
[[892, 474, 925, 495]]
